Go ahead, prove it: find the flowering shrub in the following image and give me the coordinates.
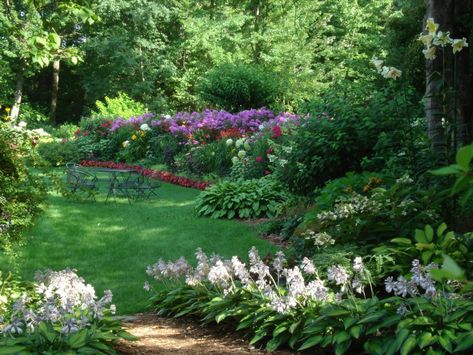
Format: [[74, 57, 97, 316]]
[[145, 247, 473, 353], [80, 160, 210, 190], [0, 269, 134, 353], [195, 177, 286, 219], [296, 174, 440, 253]]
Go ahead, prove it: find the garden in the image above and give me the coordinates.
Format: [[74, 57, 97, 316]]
[[1, 0, 473, 354]]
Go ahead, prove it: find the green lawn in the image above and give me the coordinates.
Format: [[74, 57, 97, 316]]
[[0, 182, 276, 314]]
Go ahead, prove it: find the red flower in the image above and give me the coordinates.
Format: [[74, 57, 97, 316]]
[[271, 125, 282, 139], [266, 147, 273, 155], [74, 129, 81, 136], [83, 130, 90, 137], [264, 170, 271, 175], [255, 156, 263, 163]]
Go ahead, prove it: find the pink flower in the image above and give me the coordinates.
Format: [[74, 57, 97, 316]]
[[255, 156, 263, 163]]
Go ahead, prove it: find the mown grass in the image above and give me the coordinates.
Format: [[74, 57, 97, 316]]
[[0, 181, 276, 314]]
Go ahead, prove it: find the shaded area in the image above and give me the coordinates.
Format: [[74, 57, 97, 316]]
[[0, 183, 276, 314], [116, 313, 296, 354]]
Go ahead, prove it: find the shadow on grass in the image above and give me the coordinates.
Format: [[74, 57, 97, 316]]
[[0, 183, 276, 314]]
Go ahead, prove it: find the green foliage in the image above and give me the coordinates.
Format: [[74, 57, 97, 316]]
[[374, 223, 473, 275], [92, 92, 148, 119], [37, 140, 81, 166], [431, 144, 473, 206], [199, 64, 282, 112], [196, 177, 286, 219], [183, 140, 233, 177], [51, 123, 80, 139], [0, 123, 45, 248]]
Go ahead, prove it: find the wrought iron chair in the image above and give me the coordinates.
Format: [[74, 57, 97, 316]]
[[65, 164, 99, 200]]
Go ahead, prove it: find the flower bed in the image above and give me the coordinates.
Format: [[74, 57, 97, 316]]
[[80, 160, 210, 190]]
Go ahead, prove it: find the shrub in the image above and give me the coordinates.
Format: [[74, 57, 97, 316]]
[[0, 123, 45, 247], [0, 269, 135, 352], [195, 177, 286, 219], [199, 64, 282, 112], [91, 92, 147, 119], [185, 140, 233, 177], [37, 140, 81, 166]]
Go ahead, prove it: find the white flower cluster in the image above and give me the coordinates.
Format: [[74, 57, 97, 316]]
[[1, 269, 114, 336], [146, 248, 373, 315], [303, 230, 335, 248], [371, 58, 402, 80], [396, 174, 414, 185], [317, 193, 383, 224], [419, 18, 468, 60], [384, 259, 438, 299]]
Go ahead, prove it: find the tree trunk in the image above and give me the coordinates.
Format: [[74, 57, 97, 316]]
[[10, 66, 24, 122], [425, 0, 473, 154], [50, 59, 60, 125], [253, 1, 261, 64]]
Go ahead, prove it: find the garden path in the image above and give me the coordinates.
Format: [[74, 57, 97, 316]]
[[116, 313, 295, 354]]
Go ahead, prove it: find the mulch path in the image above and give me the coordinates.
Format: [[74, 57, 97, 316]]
[[116, 313, 296, 354]]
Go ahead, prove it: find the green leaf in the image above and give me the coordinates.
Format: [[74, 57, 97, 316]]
[[425, 225, 434, 242], [68, 329, 88, 349], [400, 335, 417, 355], [454, 331, 473, 352], [430, 165, 462, 176], [439, 333, 453, 352], [391, 238, 412, 245], [333, 331, 350, 344], [38, 322, 56, 343], [437, 223, 448, 237], [250, 331, 267, 345], [349, 325, 362, 339], [418, 332, 436, 349], [0, 346, 29, 355], [358, 311, 386, 324], [335, 340, 352, 355], [298, 335, 323, 350], [430, 254, 465, 281], [456, 145, 473, 171], [415, 229, 428, 244], [364, 338, 383, 354], [266, 337, 283, 352]]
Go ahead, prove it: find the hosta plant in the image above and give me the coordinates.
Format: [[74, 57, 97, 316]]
[[195, 177, 286, 219], [0, 269, 135, 353]]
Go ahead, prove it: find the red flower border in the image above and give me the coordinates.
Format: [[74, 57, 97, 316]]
[[80, 160, 210, 190]]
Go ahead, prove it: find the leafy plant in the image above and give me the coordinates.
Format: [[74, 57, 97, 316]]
[[92, 92, 147, 119], [195, 177, 286, 219], [0, 269, 136, 353], [37, 140, 82, 166], [431, 143, 473, 206], [199, 64, 282, 112]]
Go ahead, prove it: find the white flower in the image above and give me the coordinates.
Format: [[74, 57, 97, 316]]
[[235, 139, 244, 148], [387, 67, 402, 80], [164, 114, 171, 119], [418, 33, 434, 47], [301, 257, 317, 275], [452, 37, 468, 54], [433, 31, 452, 47], [226, 138, 233, 146], [143, 281, 150, 291], [423, 46, 437, 60], [371, 57, 384, 72], [18, 121, 27, 128], [327, 265, 349, 286], [272, 251, 286, 273], [208, 260, 232, 287], [140, 123, 151, 131], [237, 150, 246, 159], [305, 280, 329, 302], [122, 140, 130, 148], [425, 18, 439, 35], [353, 257, 364, 273]]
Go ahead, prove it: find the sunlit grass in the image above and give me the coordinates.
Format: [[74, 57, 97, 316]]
[[0, 182, 276, 314]]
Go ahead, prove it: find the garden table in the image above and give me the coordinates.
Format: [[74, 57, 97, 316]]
[[88, 167, 140, 202]]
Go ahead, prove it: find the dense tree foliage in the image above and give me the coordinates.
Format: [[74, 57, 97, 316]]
[[1, 0, 439, 122]]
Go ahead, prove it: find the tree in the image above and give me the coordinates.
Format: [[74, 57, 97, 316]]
[[0, 0, 96, 123]]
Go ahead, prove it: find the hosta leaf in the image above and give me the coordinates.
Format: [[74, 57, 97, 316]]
[[400, 335, 417, 355], [335, 340, 352, 355], [454, 331, 473, 352], [68, 329, 88, 349], [418, 332, 436, 349], [298, 335, 323, 350]]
